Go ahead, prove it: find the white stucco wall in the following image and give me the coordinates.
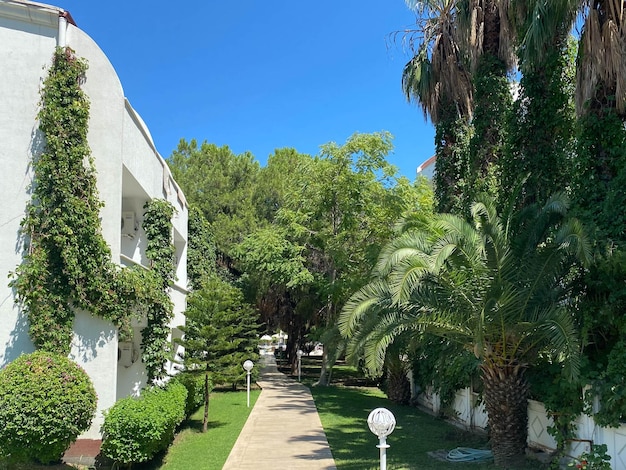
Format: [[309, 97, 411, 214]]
[[0, 0, 188, 440], [0, 0, 58, 369]]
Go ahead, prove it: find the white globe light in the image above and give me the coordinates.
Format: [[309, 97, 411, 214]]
[[297, 349, 304, 357], [367, 408, 396, 439], [243, 360, 254, 372]]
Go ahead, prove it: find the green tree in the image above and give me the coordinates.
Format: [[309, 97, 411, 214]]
[[168, 139, 260, 267], [401, 0, 473, 213], [565, 1, 626, 429], [454, 0, 515, 211], [503, 35, 577, 208], [402, 0, 517, 214], [186, 205, 216, 290], [238, 134, 432, 381], [253, 147, 310, 224], [177, 274, 259, 432], [340, 192, 590, 468]]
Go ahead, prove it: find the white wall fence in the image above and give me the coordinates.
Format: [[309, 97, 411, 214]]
[[415, 386, 626, 469]]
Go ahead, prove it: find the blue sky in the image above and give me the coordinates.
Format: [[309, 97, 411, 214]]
[[60, 1, 435, 180]]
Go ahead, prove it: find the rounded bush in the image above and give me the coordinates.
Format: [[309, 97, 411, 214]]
[[101, 381, 187, 466], [0, 351, 97, 465]]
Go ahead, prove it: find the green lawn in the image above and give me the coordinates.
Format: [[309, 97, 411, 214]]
[[312, 385, 495, 470], [127, 357, 549, 470], [307, 365, 549, 470], [137, 389, 260, 470], [280, 356, 547, 470]]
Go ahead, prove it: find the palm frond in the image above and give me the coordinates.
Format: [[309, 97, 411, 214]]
[[374, 230, 432, 277], [521, 306, 580, 380], [338, 279, 392, 338], [554, 218, 593, 267], [519, 0, 581, 66], [576, 0, 626, 114]]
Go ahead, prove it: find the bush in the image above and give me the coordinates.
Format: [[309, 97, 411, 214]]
[[0, 351, 97, 465], [101, 381, 187, 466], [175, 372, 211, 418]]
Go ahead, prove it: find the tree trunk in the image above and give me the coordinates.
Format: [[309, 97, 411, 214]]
[[316, 349, 333, 386], [481, 358, 530, 468], [385, 361, 411, 405], [202, 371, 210, 433]]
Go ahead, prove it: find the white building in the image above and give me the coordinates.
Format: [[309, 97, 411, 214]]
[[0, 0, 188, 452]]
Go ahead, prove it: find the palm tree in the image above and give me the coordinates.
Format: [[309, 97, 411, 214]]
[[339, 192, 591, 468], [576, 0, 626, 117], [402, 0, 517, 214], [516, 0, 625, 118], [401, 0, 474, 124], [401, 0, 473, 213], [501, 0, 579, 208], [458, 0, 516, 208]]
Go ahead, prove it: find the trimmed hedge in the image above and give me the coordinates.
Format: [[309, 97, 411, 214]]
[[0, 351, 97, 465], [101, 381, 187, 466], [175, 372, 212, 418]]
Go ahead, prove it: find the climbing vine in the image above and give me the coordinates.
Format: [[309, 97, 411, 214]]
[[10, 47, 129, 353], [10, 47, 177, 382], [410, 335, 480, 416], [141, 199, 176, 380]]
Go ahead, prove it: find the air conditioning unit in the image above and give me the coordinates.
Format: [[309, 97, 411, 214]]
[[121, 211, 136, 238], [118, 341, 138, 368]]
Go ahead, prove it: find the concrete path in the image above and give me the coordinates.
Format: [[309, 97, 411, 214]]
[[222, 355, 337, 470]]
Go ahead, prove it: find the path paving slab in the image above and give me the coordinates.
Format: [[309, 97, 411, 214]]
[[222, 355, 337, 470]]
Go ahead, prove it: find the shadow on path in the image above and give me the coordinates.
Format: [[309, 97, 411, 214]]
[[222, 355, 337, 470]]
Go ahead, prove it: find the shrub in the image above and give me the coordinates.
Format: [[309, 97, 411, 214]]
[[175, 372, 211, 418], [101, 381, 187, 466], [0, 351, 97, 465]]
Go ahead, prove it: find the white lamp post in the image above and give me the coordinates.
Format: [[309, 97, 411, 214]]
[[296, 349, 304, 382], [243, 360, 254, 407], [367, 407, 396, 470]]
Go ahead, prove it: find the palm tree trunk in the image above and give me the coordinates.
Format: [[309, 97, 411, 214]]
[[481, 358, 530, 468]]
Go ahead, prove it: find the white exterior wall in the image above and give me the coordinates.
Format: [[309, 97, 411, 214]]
[[0, 0, 188, 440], [416, 385, 626, 469]]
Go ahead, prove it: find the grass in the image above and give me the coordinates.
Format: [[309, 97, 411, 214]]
[[290, 356, 549, 470], [313, 385, 492, 470], [136, 388, 260, 470], [38, 355, 549, 470]]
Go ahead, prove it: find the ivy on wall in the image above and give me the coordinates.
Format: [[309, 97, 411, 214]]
[[141, 199, 176, 380], [10, 47, 177, 382]]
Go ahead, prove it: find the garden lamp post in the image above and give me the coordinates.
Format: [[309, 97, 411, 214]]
[[367, 407, 396, 470], [243, 360, 254, 407], [296, 349, 303, 382]]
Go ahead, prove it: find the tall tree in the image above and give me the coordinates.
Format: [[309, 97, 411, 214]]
[[168, 139, 260, 269], [340, 192, 590, 467], [402, 0, 473, 213], [460, 0, 516, 210], [571, 0, 626, 240], [503, 0, 578, 208], [238, 133, 433, 380], [177, 274, 260, 432], [403, 0, 517, 214], [568, 2, 626, 431]]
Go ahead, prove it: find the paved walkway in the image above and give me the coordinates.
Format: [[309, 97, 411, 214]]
[[222, 355, 337, 470]]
